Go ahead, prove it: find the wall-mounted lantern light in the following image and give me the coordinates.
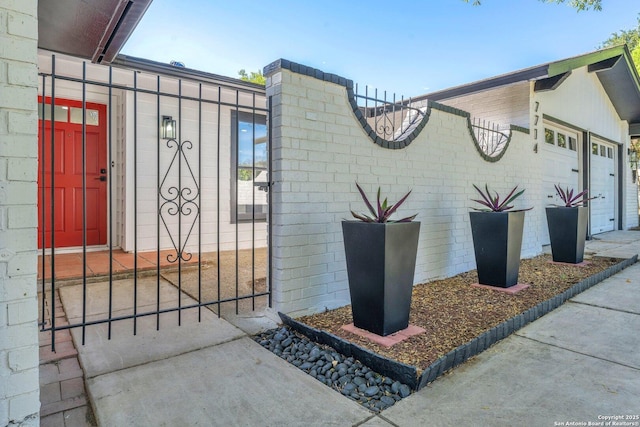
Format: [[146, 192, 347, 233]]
[[161, 116, 176, 140]]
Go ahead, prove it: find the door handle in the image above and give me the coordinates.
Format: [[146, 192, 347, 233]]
[[95, 176, 107, 181]]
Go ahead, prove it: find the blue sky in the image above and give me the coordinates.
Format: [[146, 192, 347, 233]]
[[122, 0, 639, 98]]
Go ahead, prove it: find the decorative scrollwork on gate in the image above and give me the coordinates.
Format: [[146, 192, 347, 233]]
[[375, 110, 395, 140], [159, 138, 200, 263]]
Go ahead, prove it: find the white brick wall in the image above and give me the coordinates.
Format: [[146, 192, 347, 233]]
[[266, 66, 543, 317], [0, 1, 40, 426]]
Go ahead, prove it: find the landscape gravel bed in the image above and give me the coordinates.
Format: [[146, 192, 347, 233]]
[[254, 254, 637, 406], [299, 255, 635, 373]]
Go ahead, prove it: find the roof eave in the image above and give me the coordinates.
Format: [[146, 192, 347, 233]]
[[585, 46, 640, 125], [111, 54, 266, 92], [419, 65, 549, 102], [38, 0, 153, 64], [420, 45, 640, 131]]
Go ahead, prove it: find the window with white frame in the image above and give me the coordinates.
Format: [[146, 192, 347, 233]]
[[545, 127, 576, 151]]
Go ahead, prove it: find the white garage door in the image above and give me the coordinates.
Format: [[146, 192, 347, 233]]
[[590, 138, 616, 234], [541, 126, 581, 245]]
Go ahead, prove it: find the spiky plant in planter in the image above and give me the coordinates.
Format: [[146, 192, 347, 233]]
[[553, 184, 595, 207], [546, 185, 597, 264], [471, 184, 530, 212], [342, 183, 420, 336], [469, 184, 531, 288], [350, 183, 417, 223]]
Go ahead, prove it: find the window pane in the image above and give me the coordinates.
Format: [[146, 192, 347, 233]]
[[70, 108, 99, 126], [607, 147, 613, 159], [545, 128, 555, 145], [600, 145, 606, 157], [38, 104, 68, 122], [557, 133, 566, 148], [568, 136, 576, 151], [234, 112, 268, 222], [238, 121, 267, 169], [592, 143, 598, 155]]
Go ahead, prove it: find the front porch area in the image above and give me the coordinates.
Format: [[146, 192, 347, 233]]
[[38, 246, 271, 425], [38, 249, 201, 282]]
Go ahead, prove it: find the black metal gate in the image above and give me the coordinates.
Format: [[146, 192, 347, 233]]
[[37, 54, 271, 350]]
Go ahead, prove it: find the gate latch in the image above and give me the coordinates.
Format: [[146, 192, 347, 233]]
[[254, 181, 271, 192]]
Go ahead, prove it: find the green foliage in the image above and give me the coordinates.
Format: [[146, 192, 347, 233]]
[[238, 69, 266, 85], [464, 0, 601, 11], [542, 0, 601, 11], [601, 15, 640, 51], [601, 15, 640, 77], [633, 45, 640, 70], [238, 169, 254, 181]]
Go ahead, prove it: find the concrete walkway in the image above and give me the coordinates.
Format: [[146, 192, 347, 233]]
[[59, 231, 640, 426]]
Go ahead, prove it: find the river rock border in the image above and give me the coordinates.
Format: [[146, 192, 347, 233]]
[[277, 255, 637, 392], [253, 326, 413, 412]]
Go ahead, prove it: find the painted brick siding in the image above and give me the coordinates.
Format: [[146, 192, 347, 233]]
[[0, 1, 40, 426], [433, 82, 530, 129], [267, 68, 543, 317]]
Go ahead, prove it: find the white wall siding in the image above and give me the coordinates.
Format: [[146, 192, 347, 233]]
[[121, 88, 267, 253], [535, 67, 623, 141], [533, 67, 638, 231], [0, 2, 41, 426], [267, 67, 543, 317], [114, 90, 128, 249]]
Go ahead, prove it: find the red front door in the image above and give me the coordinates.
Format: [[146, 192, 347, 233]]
[[38, 97, 108, 248]]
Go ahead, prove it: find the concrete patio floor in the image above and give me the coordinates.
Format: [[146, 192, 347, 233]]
[[39, 230, 640, 426]]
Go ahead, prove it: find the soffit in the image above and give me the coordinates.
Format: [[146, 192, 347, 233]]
[[38, 0, 153, 64], [589, 55, 640, 125]]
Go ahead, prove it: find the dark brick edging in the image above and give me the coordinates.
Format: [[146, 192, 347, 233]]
[[264, 59, 532, 158], [264, 58, 430, 150], [280, 255, 637, 391], [279, 312, 420, 389]]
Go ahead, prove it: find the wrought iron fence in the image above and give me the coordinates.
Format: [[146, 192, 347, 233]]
[[470, 117, 510, 158], [353, 84, 426, 142], [37, 54, 271, 350]]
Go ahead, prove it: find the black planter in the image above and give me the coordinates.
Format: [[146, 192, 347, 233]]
[[546, 207, 588, 263], [469, 211, 525, 288], [342, 221, 420, 336]]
